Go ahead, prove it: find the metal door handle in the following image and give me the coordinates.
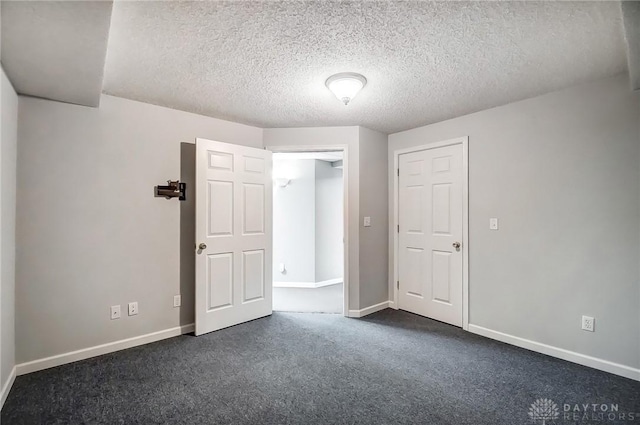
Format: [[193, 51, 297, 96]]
[[452, 242, 461, 250], [198, 243, 207, 250]]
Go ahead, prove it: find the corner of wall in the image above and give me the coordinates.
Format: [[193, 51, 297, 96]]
[[357, 126, 390, 310], [0, 65, 19, 408]]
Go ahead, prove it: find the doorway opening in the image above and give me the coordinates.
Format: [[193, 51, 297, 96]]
[[272, 151, 345, 314]]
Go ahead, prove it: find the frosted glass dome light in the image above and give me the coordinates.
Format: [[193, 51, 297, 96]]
[[325, 72, 367, 105]]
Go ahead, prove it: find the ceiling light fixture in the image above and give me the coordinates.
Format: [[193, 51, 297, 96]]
[[325, 72, 367, 105]]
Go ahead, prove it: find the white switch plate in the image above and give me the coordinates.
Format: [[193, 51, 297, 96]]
[[364, 216, 371, 227], [173, 295, 181, 308], [582, 315, 595, 332], [489, 218, 499, 230], [110, 305, 121, 320], [128, 302, 138, 316]]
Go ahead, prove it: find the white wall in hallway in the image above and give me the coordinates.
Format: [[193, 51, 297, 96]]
[[273, 159, 316, 283], [273, 158, 343, 285], [273, 284, 343, 314], [315, 160, 343, 282]]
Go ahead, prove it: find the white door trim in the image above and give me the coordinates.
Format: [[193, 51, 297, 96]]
[[392, 136, 469, 330], [266, 144, 350, 317]]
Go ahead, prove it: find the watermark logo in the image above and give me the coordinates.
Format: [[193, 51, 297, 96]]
[[529, 398, 560, 425], [563, 402, 637, 422], [528, 399, 639, 422]]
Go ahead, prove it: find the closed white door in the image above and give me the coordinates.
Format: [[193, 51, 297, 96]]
[[195, 138, 272, 336], [398, 144, 463, 326]]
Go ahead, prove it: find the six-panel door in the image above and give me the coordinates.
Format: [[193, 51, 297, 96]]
[[398, 144, 463, 326], [195, 138, 272, 336]]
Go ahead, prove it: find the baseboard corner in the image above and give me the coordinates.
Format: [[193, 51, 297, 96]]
[[1, 365, 17, 409], [348, 301, 390, 318]]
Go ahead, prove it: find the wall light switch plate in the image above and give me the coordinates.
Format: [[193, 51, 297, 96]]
[[173, 295, 181, 308], [364, 216, 371, 227], [128, 302, 138, 316], [110, 305, 121, 320], [489, 218, 499, 230]]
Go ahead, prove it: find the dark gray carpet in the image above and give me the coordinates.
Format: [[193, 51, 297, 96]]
[[2, 310, 639, 424]]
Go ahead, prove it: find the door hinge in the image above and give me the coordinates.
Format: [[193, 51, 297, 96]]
[[397, 224, 399, 233], [397, 168, 400, 177], [397, 280, 399, 289]]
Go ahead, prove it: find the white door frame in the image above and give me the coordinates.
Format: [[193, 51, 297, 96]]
[[391, 136, 469, 330], [266, 144, 350, 317]]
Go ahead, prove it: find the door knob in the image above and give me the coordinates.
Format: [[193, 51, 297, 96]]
[[198, 243, 207, 250], [452, 242, 461, 250]]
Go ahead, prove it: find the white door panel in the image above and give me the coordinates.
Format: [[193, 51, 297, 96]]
[[398, 144, 463, 326], [196, 138, 272, 336]]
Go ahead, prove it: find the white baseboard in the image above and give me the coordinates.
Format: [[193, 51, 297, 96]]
[[16, 323, 194, 376], [468, 324, 640, 381], [348, 301, 390, 318], [388, 300, 397, 310], [274, 278, 343, 289], [1, 366, 16, 409]]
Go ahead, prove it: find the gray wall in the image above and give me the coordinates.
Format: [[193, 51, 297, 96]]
[[1, 66, 17, 392], [388, 74, 640, 369], [273, 159, 316, 283], [16, 94, 262, 363], [315, 160, 343, 282], [359, 127, 389, 308]]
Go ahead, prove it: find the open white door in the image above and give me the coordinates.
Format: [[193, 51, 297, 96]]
[[195, 138, 272, 336], [398, 143, 463, 326]]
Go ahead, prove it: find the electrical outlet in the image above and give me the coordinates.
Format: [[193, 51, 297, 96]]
[[128, 302, 138, 316], [582, 315, 595, 332], [110, 305, 121, 320], [173, 295, 181, 308]]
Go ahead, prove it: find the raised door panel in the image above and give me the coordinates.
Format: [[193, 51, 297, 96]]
[[404, 247, 425, 298], [243, 184, 265, 235], [432, 184, 451, 235], [208, 151, 234, 171], [207, 253, 233, 311], [405, 186, 424, 234], [431, 250, 452, 304], [243, 250, 265, 302], [208, 181, 233, 237]]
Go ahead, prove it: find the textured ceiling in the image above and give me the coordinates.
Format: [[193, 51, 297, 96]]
[[1, 1, 113, 107], [103, 1, 627, 134]]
